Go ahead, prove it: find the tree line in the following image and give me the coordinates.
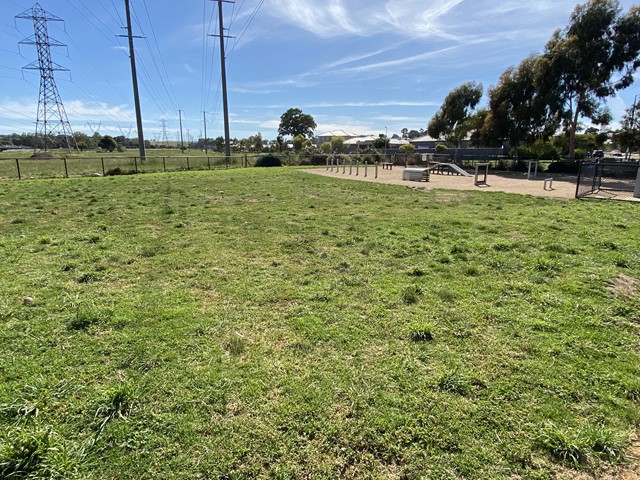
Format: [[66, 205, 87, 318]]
[[426, 0, 640, 160]]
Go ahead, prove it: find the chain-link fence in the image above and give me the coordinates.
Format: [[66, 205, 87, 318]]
[[576, 161, 640, 201]]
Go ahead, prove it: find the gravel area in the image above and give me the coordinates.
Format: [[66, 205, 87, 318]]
[[305, 165, 578, 199]]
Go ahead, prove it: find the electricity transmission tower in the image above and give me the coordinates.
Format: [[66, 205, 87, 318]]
[[16, 3, 77, 152]]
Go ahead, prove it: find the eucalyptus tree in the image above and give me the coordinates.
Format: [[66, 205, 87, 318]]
[[540, 0, 640, 160], [427, 82, 483, 147]]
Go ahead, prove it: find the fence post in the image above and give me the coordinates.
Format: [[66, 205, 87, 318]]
[[134, 156, 138, 173], [186, 157, 190, 171], [207, 156, 211, 170], [15, 158, 21, 180], [575, 161, 583, 198], [244, 153, 248, 168], [163, 157, 166, 172], [101, 158, 105, 176], [63, 158, 68, 178]]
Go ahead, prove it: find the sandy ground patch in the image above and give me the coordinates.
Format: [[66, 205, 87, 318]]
[[305, 165, 578, 200]]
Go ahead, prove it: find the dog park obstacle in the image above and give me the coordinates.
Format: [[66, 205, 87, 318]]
[[428, 163, 472, 177], [402, 168, 430, 182], [474, 163, 489, 187]]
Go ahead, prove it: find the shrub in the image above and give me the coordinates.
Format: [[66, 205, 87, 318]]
[[435, 143, 447, 153], [105, 167, 137, 176], [546, 161, 580, 174], [408, 320, 435, 341], [255, 155, 282, 167]]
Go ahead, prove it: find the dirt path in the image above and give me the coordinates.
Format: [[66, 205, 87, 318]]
[[305, 165, 578, 200]]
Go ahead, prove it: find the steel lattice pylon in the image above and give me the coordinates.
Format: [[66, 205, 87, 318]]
[[16, 3, 77, 152]]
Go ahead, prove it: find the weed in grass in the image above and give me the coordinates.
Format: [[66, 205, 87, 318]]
[[464, 266, 480, 277], [537, 423, 626, 465], [76, 273, 97, 284], [408, 320, 435, 342], [535, 256, 558, 273], [623, 380, 640, 401], [224, 333, 247, 355], [138, 247, 157, 258], [0, 425, 53, 478], [435, 368, 472, 396], [95, 381, 139, 434], [401, 285, 421, 305], [0, 401, 40, 426], [437, 289, 456, 303], [613, 256, 630, 268], [408, 268, 426, 277], [67, 305, 113, 331]]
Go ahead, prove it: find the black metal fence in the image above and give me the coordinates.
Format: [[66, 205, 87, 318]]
[[0, 155, 248, 180], [576, 161, 640, 201]]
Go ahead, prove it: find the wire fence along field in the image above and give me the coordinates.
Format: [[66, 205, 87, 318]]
[[576, 161, 640, 201], [0, 155, 247, 180]]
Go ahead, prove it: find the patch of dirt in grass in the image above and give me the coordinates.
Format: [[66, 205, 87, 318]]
[[608, 274, 640, 298]]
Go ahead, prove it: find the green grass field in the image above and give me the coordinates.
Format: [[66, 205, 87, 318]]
[[1, 168, 639, 479]]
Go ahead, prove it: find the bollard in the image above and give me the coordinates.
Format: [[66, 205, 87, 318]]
[[343, 159, 346, 174], [15, 158, 21, 180], [356, 161, 359, 176], [63, 158, 68, 178], [186, 157, 190, 171], [163, 157, 166, 172], [349, 159, 353, 175], [326, 157, 329, 171], [207, 156, 211, 170], [364, 160, 368, 177], [101, 158, 105, 176], [134, 156, 138, 173], [375, 161, 378, 179]]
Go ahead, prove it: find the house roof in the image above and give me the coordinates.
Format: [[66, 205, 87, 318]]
[[409, 134, 441, 143], [316, 130, 357, 138], [344, 135, 377, 145]]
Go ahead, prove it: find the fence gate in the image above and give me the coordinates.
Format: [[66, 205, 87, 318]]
[[576, 161, 640, 201]]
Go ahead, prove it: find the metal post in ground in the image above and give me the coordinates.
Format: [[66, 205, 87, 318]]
[[375, 161, 378, 179], [364, 160, 368, 177], [349, 159, 353, 175], [343, 159, 346, 174], [356, 161, 359, 176], [186, 157, 190, 171], [15, 158, 21, 180], [101, 158, 105, 176], [63, 158, 68, 178], [326, 156, 329, 171], [163, 157, 166, 172], [207, 157, 211, 170], [134, 156, 138, 173]]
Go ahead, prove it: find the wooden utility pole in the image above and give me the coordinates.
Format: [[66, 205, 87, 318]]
[[178, 110, 184, 152], [203, 111, 208, 153], [217, 0, 232, 158], [124, 0, 146, 161]]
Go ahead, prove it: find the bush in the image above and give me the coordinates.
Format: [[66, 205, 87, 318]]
[[306, 155, 329, 166], [435, 143, 447, 153], [105, 168, 137, 176], [546, 161, 580, 174], [514, 146, 536, 160], [255, 155, 282, 167]]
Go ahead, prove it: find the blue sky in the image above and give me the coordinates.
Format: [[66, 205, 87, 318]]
[[1, 0, 638, 141]]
